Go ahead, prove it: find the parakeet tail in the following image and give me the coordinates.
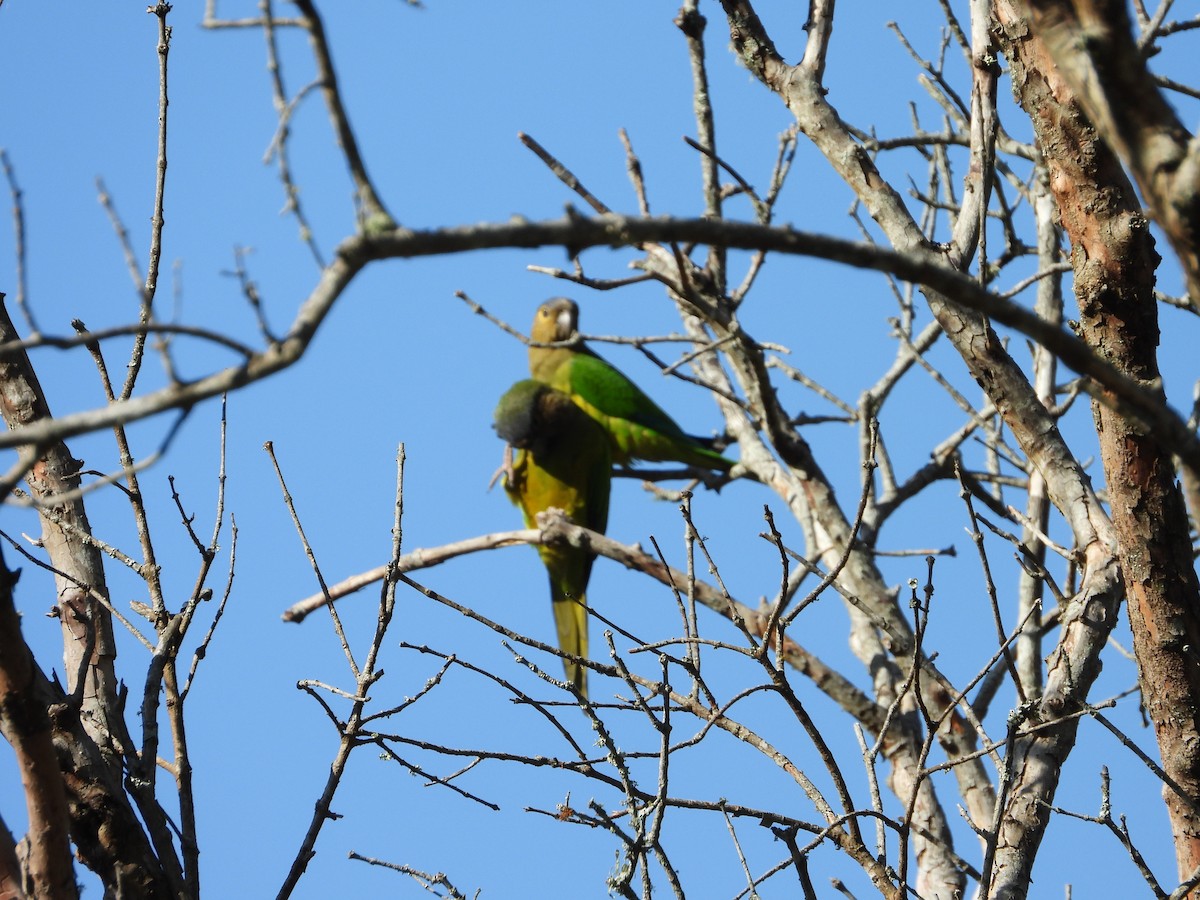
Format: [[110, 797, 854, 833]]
[[552, 591, 589, 697]]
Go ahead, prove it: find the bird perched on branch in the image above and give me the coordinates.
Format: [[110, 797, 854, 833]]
[[493, 379, 611, 696], [528, 297, 733, 471]]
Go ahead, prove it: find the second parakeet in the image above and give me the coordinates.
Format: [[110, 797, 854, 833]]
[[494, 379, 612, 696], [528, 298, 733, 471]]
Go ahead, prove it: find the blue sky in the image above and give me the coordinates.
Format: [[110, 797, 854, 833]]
[[0, 2, 1193, 897]]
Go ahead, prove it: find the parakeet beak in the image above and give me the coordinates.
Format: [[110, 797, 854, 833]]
[[557, 308, 573, 340]]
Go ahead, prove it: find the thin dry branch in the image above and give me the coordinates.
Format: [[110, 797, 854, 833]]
[[0, 214, 1192, 479], [0, 150, 36, 338], [259, 0, 325, 266], [290, 0, 394, 231], [275, 444, 406, 900]]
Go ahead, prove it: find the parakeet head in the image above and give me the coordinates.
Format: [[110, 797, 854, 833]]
[[532, 297, 579, 344]]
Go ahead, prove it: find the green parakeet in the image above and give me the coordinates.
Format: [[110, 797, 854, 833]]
[[494, 379, 612, 696], [528, 298, 733, 470]]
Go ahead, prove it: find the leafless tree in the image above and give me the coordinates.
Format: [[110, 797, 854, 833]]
[[2, 1, 1199, 897]]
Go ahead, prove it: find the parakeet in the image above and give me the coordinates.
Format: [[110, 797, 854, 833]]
[[494, 379, 612, 696], [528, 298, 733, 470]]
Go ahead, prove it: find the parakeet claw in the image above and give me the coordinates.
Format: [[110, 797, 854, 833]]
[[488, 444, 516, 490]]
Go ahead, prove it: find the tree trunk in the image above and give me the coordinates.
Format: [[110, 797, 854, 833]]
[[997, 2, 1200, 884]]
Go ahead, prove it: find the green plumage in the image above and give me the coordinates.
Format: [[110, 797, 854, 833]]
[[528, 298, 733, 470], [494, 380, 611, 696]]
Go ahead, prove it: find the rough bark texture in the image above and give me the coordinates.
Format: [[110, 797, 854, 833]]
[[0, 298, 175, 898], [0, 556, 76, 900], [997, 1, 1200, 885], [0, 301, 122, 771], [1020, 0, 1200, 307], [0, 583, 170, 899]]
